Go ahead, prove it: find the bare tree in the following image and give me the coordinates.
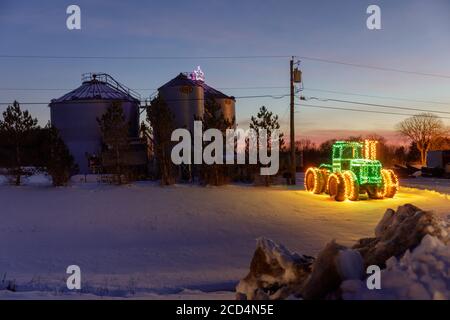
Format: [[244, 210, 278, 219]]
[[295, 139, 316, 152], [397, 113, 447, 166]]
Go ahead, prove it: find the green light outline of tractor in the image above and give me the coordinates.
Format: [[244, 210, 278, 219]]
[[304, 141, 398, 201]]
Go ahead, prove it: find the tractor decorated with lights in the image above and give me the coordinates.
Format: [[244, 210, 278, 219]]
[[304, 140, 398, 201]]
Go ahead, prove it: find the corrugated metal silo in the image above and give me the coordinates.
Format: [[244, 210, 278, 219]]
[[158, 72, 236, 131], [201, 83, 236, 126], [158, 73, 205, 132], [49, 73, 140, 174]]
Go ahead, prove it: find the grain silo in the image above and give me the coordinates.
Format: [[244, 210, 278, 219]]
[[199, 82, 236, 126], [49, 73, 141, 174], [158, 69, 236, 131], [158, 73, 205, 132]]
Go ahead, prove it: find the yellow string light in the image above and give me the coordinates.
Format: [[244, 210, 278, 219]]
[[381, 169, 399, 198], [327, 173, 340, 193], [305, 167, 321, 194], [343, 171, 357, 200], [364, 139, 370, 160], [364, 140, 378, 160], [370, 141, 377, 160], [321, 169, 330, 194]]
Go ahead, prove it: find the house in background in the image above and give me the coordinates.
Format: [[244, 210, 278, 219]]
[[427, 150, 450, 177]]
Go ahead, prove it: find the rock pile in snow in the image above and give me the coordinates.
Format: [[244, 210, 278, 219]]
[[300, 241, 364, 300], [235, 238, 314, 300], [353, 203, 449, 268], [236, 204, 450, 300]]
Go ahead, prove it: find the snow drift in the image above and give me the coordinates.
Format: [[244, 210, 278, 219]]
[[236, 204, 450, 300], [342, 234, 450, 300]]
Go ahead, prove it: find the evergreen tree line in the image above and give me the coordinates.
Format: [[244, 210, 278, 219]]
[[4, 99, 446, 187], [0, 98, 286, 187], [0, 101, 77, 186], [145, 96, 284, 186], [0, 100, 138, 186]]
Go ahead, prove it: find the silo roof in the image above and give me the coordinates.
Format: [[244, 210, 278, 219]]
[[158, 73, 201, 89], [159, 73, 235, 100], [198, 82, 235, 100], [50, 79, 140, 104]]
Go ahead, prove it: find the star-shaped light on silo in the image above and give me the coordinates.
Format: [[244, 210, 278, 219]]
[[192, 66, 205, 82]]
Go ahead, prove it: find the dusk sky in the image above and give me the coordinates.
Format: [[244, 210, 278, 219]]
[[1, 0, 449, 145]]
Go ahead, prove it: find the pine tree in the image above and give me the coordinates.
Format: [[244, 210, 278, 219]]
[[249, 106, 284, 186], [45, 124, 78, 186], [0, 101, 38, 185], [139, 120, 153, 160], [146, 96, 175, 185], [97, 102, 130, 184], [199, 98, 234, 186], [250, 106, 284, 147]]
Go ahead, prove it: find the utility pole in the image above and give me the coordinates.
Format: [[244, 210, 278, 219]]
[[289, 57, 296, 185]]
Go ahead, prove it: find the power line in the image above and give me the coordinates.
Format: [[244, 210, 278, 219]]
[[0, 88, 72, 91], [141, 94, 290, 102], [0, 102, 49, 105], [3, 85, 450, 108], [2, 101, 449, 119], [2, 101, 447, 119], [280, 104, 290, 124], [1, 53, 450, 79], [301, 96, 450, 115], [0, 54, 290, 60], [0, 86, 288, 92], [2, 92, 449, 118], [302, 87, 450, 106], [296, 103, 450, 120], [236, 94, 289, 100], [2, 91, 450, 119], [212, 86, 287, 90], [0, 93, 291, 106], [298, 56, 450, 79]]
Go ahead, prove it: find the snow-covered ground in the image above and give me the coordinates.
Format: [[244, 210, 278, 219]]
[[401, 177, 450, 195], [0, 174, 449, 299]]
